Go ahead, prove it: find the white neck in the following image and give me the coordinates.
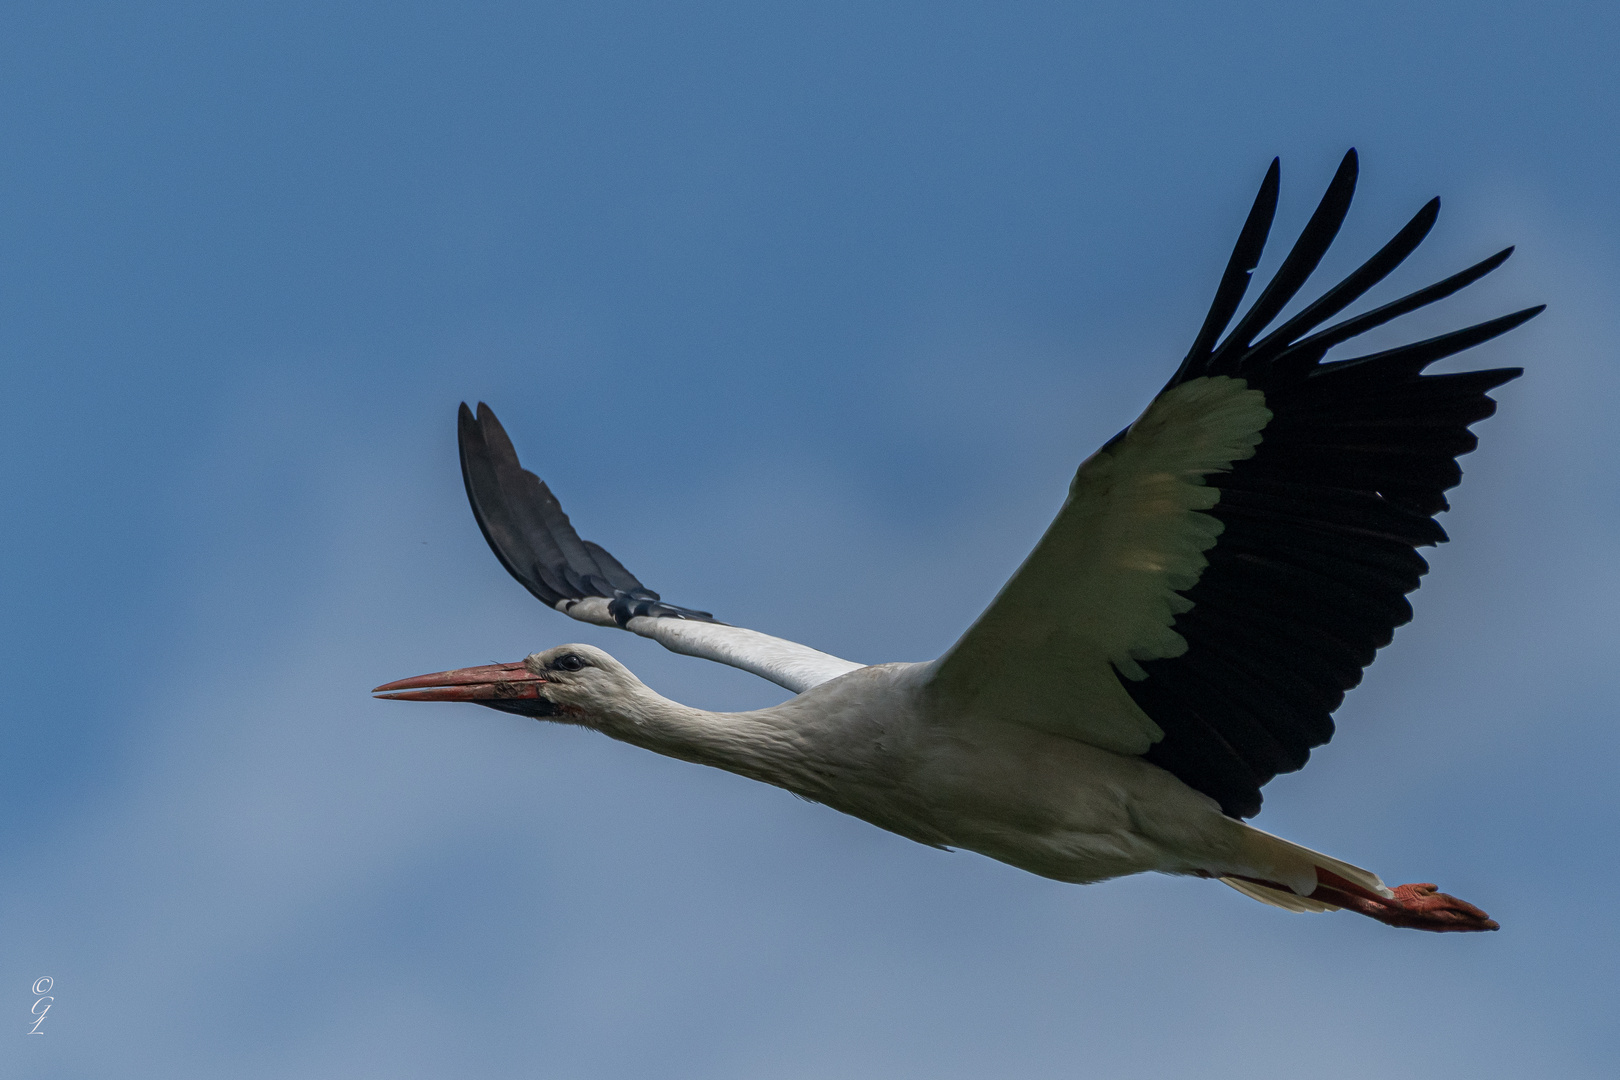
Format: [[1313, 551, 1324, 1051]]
[[588, 682, 829, 798]]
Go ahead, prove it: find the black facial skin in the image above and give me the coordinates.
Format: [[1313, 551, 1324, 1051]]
[[474, 696, 563, 719]]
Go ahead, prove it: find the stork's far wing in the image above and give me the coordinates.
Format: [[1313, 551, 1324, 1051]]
[[458, 403, 863, 694], [925, 150, 1537, 818]]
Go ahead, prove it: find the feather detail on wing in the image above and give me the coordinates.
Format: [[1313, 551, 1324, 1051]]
[[926, 376, 1272, 756], [926, 150, 1537, 818], [458, 403, 862, 694]]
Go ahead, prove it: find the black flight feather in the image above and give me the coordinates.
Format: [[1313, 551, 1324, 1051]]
[[1170, 158, 1281, 385], [458, 402, 719, 624], [1206, 149, 1360, 375], [1119, 153, 1536, 818]]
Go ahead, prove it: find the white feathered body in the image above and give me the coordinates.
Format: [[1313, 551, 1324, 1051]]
[[582, 656, 1344, 899]]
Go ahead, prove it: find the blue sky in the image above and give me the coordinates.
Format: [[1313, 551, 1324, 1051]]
[[3, 2, 1616, 1076]]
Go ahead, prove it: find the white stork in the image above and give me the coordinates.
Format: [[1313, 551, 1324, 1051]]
[[377, 151, 1536, 931]]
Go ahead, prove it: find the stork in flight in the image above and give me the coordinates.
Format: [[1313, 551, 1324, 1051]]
[[377, 151, 1536, 932]]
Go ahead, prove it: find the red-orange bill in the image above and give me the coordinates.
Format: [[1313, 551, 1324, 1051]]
[[372, 660, 546, 703]]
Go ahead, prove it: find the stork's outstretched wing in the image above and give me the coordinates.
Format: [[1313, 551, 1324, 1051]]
[[459, 402, 863, 693], [926, 150, 1538, 818]]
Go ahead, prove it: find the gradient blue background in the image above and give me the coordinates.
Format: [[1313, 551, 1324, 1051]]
[[4, 2, 1616, 1076]]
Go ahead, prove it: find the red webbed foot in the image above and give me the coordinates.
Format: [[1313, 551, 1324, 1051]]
[[1313, 870, 1500, 933]]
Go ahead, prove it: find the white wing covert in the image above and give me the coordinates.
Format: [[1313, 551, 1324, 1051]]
[[927, 375, 1273, 756]]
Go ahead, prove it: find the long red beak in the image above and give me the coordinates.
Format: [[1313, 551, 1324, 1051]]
[[373, 660, 548, 703]]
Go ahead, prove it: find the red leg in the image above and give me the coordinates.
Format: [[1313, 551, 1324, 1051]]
[[1215, 869, 1499, 932]]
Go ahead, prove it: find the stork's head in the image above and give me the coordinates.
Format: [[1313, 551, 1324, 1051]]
[[373, 643, 645, 727]]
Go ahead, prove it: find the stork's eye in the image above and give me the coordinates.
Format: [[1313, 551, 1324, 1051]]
[[553, 653, 587, 672]]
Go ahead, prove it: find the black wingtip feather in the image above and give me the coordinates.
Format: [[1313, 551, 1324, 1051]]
[[455, 402, 718, 624], [1317, 305, 1543, 380], [458, 402, 564, 607], [1245, 196, 1441, 367], [1208, 149, 1360, 373], [1172, 158, 1281, 384], [1278, 246, 1519, 368]]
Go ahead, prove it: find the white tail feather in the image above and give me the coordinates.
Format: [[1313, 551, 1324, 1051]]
[[1228, 821, 1396, 904], [1220, 876, 1340, 913]]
